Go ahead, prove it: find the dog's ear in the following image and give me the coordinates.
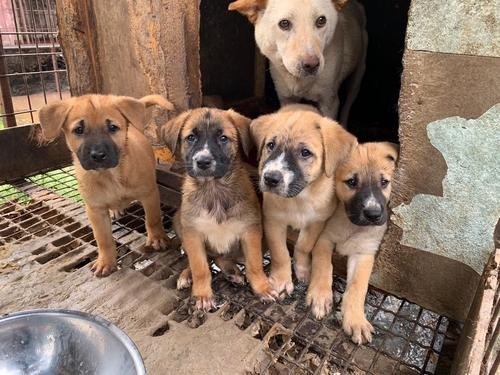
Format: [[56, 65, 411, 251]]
[[161, 111, 191, 156], [250, 114, 274, 160], [38, 98, 75, 140], [228, 0, 268, 23], [320, 117, 358, 178], [380, 142, 400, 164], [332, 0, 349, 12], [114, 96, 148, 131], [227, 109, 253, 157]]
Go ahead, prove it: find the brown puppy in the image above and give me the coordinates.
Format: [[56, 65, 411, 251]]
[[38, 94, 173, 276], [306, 142, 399, 344], [250, 104, 357, 295], [162, 108, 277, 309]]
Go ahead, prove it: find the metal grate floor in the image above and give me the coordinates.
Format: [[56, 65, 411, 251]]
[[0, 167, 461, 374]]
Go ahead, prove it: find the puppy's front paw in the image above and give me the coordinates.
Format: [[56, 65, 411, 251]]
[[177, 269, 192, 289], [342, 311, 374, 345], [92, 258, 118, 277], [253, 279, 279, 302], [109, 209, 126, 220], [269, 272, 294, 295], [195, 296, 216, 311], [294, 264, 311, 285], [306, 286, 333, 320], [146, 231, 170, 251]]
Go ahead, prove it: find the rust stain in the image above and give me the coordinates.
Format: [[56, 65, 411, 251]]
[[149, 21, 159, 57]]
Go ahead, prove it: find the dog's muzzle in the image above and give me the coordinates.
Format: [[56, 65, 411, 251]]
[[301, 55, 320, 76], [78, 140, 119, 171], [263, 171, 283, 188]]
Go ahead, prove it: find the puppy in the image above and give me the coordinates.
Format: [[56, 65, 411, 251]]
[[38, 94, 173, 276], [250, 104, 357, 295], [161, 108, 277, 309], [306, 142, 399, 344], [229, 0, 368, 126]]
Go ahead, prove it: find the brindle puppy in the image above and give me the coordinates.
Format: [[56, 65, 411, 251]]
[[162, 108, 277, 309], [38, 94, 173, 276], [306, 142, 399, 344]]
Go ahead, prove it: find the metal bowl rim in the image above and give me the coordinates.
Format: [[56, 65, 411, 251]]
[[0, 308, 146, 375]]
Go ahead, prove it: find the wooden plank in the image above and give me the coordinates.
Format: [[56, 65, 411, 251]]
[[54, 0, 101, 95], [451, 247, 500, 374], [0, 124, 71, 182], [0, 37, 17, 128]]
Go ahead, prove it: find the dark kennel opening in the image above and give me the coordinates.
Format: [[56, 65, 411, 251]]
[[199, 0, 410, 143]]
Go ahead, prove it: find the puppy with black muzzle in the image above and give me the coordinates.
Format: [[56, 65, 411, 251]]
[[38, 94, 174, 276], [250, 104, 358, 296], [162, 108, 278, 309], [306, 142, 399, 344]]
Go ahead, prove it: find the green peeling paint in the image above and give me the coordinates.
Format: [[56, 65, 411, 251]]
[[392, 104, 500, 274]]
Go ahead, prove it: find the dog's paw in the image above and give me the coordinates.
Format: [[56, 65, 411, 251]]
[[177, 272, 193, 289], [91, 259, 118, 277], [269, 273, 294, 295], [294, 264, 311, 285], [225, 268, 245, 285], [109, 209, 126, 221], [146, 232, 170, 251], [342, 312, 374, 345], [253, 281, 279, 302], [195, 296, 217, 311], [306, 287, 333, 320]]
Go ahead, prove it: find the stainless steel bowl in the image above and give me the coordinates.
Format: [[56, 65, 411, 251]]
[[0, 309, 146, 375]]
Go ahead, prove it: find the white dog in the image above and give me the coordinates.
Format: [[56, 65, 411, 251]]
[[229, 0, 368, 126]]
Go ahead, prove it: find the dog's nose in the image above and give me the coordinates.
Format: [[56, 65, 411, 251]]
[[90, 150, 106, 163], [363, 208, 382, 222], [196, 156, 213, 170], [302, 56, 320, 74], [263, 172, 282, 188]]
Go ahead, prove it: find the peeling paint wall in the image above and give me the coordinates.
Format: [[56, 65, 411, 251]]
[[406, 1, 500, 57], [374, 0, 500, 321], [392, 104, 500, 274]]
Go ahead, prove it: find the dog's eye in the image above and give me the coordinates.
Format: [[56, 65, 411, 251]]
[[381, 178, 390, 188], [73, 125, 84, 135], [266, 142, 275, 151], [108, 124, 119, 134], [316, 16, 327, 28], [220, 135, 228, 143], [279, 19, 291, 30], [345, 178, 357, 188], [186, 134, 196, 142], [301, 149, 312, 158]]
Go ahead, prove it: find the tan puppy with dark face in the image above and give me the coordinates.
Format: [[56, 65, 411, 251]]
[[306, 142, 399, 344], [38, 94, 173, 276], [250, 104, 357, 295], [162, 108, 278, 309]]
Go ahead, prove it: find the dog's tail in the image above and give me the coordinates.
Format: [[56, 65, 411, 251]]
[[140, 94, 175, 111]]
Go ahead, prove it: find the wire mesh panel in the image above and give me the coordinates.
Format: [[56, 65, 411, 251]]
[[0, 0, 68, 128], [0, 167, 462, 374]]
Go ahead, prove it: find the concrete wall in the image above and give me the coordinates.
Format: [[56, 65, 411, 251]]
[[374, 0, 500, 321]]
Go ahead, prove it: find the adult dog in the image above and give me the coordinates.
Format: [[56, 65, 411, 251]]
[[229, 0, 368, 126], [306, 142, 399, 344], [161, 108, 277, 309], [38, 94, 173, 277], [250, 104, 357, 295]]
